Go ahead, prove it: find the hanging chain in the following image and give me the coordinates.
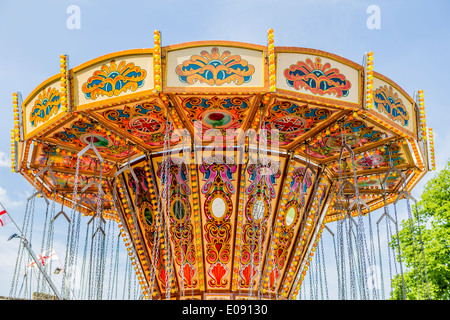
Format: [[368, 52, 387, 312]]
[[319, 234, 329, 299], [152, 102, 175, 300], [330, 223, 341, 299], [106, 219, 116, 300], [248, 106, 261, 300], [9, 197, 31, 298], [249, 104, 262, 300], [385, 146, 405, 299], [62, 152, 81, 299], [11, 163, 42, 298], [334, 204, 344, 299], [344, 207, 357, 299], [113, 230, 120, 299], [349, 151, 371, 300], [96, 162, 106, 300], [336, 120, 348, 300], [237, 143, 248, 299], [187, 141, 196, 300], [163, 146, 175, 300], [366, 206, 379, 299], [36, 203, 50, 294], [149, 156, 163, 299], [376, 219, 386, 300], [79, 220, 91, 299], [316, 239, 323, 299], [122, 252, 129, 299], [45, 198, 56, 294], [177, 157, 186, 300], [383, 194, 396, 296]]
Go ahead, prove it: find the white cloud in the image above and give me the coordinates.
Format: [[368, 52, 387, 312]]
[[434, 129, 450, 171], [0, 185, 22, 208], [0, 151, 11, 167]]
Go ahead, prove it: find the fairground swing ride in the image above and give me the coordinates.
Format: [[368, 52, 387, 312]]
[[8, 29, 435, 300]]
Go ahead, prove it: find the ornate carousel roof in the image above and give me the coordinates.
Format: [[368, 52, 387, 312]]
[[10, 30, 433, 300]]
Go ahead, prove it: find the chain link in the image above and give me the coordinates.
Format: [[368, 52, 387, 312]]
[[319, 234, 329, 299], [376, 220, 385, 299]]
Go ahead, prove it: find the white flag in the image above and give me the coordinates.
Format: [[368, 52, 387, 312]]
[[0, 203, 12, 227]]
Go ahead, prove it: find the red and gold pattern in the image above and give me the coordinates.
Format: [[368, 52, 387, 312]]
[[32, 143, 115, 176], [98, 100, 181, 149], [306, 118, 388, 160], [284, 57, 352, 98], [199, 155, 238, 289], [236, 156, 284, 291], [265, 164, 314, 292], [155, 157, 199, 290], [49, 118, 133, 161], [177, 95, 253, 141], [121, 159, 172, 296], [262, 99, 335, 147]]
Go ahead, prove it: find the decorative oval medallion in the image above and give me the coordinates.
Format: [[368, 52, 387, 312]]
[[203, 110, 233, 128], [211, 197, 226, 219], [128, 116, 164, 135], [140, 201, 154, 229], [271, 115, 306, 133], [325, 133, 359, 151], [252, 199, 265, 221], [356, 154, 385, 168], [285, 207, 296, 227], [144, 206, 153, 226], [80, 133, 112, 148], [172, 200, 185, 220]]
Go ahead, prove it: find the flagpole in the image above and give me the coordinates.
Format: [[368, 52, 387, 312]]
[[13, 235, 63, 300], [3, 201, 64, 300], [1, 202, 24, 235]]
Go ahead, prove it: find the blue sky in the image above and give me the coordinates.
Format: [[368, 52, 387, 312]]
[[0, 0, 449, 299]]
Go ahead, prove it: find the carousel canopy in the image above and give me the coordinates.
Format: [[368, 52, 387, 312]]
[[10, 30, 433, 300]]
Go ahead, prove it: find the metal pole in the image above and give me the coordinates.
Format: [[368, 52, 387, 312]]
[[4, 200, 63, 300], [20, 237, 63, 300]]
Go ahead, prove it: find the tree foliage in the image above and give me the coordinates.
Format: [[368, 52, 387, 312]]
[[390, 161, 450, 300]]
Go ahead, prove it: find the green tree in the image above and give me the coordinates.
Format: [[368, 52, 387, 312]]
[[390, 161, 450, 300]]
